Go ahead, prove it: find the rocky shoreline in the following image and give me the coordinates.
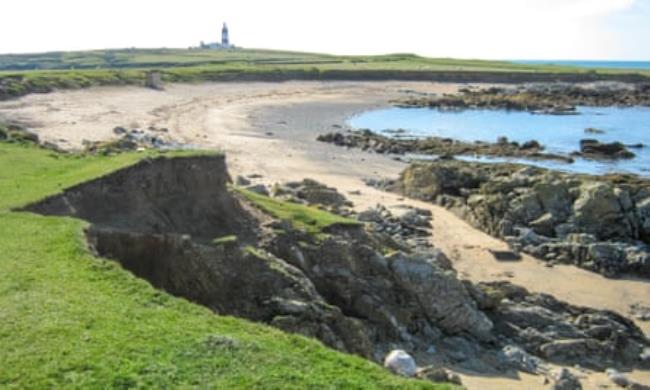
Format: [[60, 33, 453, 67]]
[[396, 82, 650, 112], [378, 158, 650, 279], [318, 129, 576, 163]]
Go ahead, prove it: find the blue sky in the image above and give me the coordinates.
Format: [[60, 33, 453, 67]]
[[1, 0, 648, 59]]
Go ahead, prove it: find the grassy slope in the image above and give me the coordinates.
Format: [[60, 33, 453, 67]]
[[0, 143, 449, 389]]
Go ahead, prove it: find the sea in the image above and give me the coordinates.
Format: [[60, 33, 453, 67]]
[[348, 106, 650, 177], [513, 60, 650, 70]]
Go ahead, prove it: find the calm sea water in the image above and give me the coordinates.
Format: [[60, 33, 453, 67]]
[[348, 106, 650, 176], [513, 60, 650, 70]]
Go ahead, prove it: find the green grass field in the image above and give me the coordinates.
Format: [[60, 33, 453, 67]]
[[1, 48, 648, 101], [0, 143, 452, 389], [2, 47, 648, 74]]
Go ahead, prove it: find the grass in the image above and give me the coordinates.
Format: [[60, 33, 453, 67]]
[[212, 234, 238, 246], [234, 187, 361, 238], [1, 48, 648, 74], [0, 143, 450, 389], [1, 48, 648, 100]]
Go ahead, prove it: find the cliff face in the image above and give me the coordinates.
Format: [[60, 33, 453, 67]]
[[23, 155, 491, 361], [23, 155, 258, 242], [23, 155, 649, 377]]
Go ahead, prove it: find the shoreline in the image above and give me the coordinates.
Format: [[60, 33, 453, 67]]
[[2, 80, 649, 388]]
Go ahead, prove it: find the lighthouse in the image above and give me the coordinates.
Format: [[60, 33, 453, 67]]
[[198, 22, 234, 49], [221, 23, 230, 47]]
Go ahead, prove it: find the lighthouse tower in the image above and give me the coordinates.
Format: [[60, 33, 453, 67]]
[[221, 23, 230, 47]]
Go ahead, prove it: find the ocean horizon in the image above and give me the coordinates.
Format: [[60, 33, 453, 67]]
[[513, 60, 650, 70]]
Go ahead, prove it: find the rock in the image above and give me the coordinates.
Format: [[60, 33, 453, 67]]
[[317, 129, 569, 163], [399, 210, 431, 228], [383, 350, 417, 377], [572, 182, 629, 240], [578, 139, 635, 159], [551, 368, 582, 390], [521, 140, 542, 150], [606, 368, 630, 387], [392, 159, 650, 278], [482, 281, 648, 370], [272, 179, 351, 211], [389, 252, 493, 339], [235, 175, 251, 186], [640, 348, 650, 362], [396, 83, 650, 112], [357, 208, 383, 223], [498, 345, 545, 374], [530, 213, 556, 236], [584, 127, 605, 134], [113, 126, 127, 135], [630, 304, 650, 321], [245, 184, 269, 196], [416, 366, 462, 385]]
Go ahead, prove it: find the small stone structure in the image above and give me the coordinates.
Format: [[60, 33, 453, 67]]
[[144, 71, 163, 90]]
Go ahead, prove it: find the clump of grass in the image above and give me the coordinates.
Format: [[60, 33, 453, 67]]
[[234, 187, 361, 237], [212, 234, 238, 246]]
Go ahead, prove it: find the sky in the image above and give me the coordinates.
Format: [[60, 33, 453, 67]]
[[1, 0, 649, 60]]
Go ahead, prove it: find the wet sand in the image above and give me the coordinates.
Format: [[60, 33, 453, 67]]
[[2, 81, 649, 388]]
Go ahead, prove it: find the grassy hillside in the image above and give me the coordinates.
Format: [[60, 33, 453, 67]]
[[0, 48, 602, 72], [0, 143, 450, 389], [0, 48, 648, 101], [2, 48, 648, 74]]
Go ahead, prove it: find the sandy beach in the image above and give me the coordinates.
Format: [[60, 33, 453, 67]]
[[2, 81, 649, 388]]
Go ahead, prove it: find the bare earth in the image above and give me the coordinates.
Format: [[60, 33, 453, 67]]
[[2, 81, 649, 389]]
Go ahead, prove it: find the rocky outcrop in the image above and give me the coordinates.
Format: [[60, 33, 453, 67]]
[[389, 159, 650, 277], [574, 139, 636, 160], [357, 205, 433, 250], [473, 281, 648, 370], [268, 229, 494, 356], [271, 178, 353, 214], [397, 82, 650, 111], [83, 127, 184, 154], [317, 129, 574, 163]]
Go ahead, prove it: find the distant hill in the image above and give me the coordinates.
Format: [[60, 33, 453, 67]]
[[0, 47, 608, 73]]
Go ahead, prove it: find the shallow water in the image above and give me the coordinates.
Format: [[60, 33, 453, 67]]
[[348, 106, 650, 176]]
